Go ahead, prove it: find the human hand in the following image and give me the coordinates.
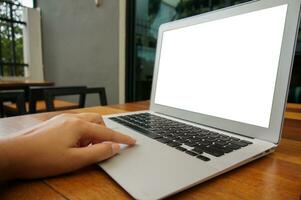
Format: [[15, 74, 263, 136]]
[[0, 113, 136, 181]]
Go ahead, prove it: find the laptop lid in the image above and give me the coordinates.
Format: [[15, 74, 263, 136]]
[[150, 0, 301, 144]]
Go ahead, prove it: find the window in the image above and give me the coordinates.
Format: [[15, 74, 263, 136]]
[[0, 0, 34, 77], [126, 0, 252, 101], [126, 0, 301, 103]]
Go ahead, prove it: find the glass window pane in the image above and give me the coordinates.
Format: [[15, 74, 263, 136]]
[[12, 4, 24, 22], [0, 0, 29, 77], [20, 0, 34, 8], [2, 65, 12, 76], [15, 65, 25, 76], [14, 24, 24, 64], [0, 23, 13, 63], [0, 2, 11, 20]]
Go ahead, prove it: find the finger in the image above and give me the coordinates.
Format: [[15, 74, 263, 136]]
[[80, 122, 136, 145], [52, 113, 102, 124], [74, 113, 102, 124], [72, 143, 121, 165]]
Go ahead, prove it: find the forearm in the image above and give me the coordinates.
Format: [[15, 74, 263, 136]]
[[0, 136, 28, 182], [0, 139, 14, 181]]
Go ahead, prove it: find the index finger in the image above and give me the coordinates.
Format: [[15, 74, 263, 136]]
[[80, 121, 136, 145]]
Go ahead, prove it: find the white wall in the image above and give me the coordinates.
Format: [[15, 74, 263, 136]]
[[23, 8, 44, 80], [37, 0, 125, 105]]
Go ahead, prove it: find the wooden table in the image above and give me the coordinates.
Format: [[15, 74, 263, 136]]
[[0, 101, 300, 200], [0, 80, 55, 102], [0, 80, 54, 89]]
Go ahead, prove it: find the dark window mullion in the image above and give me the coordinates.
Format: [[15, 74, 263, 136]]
[[126, 0, 136, 102], [0, 62, 28, 66], [0, 17, 26, 25], [9, 3, 16, 76]]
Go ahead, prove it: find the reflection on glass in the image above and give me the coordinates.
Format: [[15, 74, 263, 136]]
[[14, 24, 24, 64], [0, 23, 13, 63], [132, 0, 253, 101], [2, 65, 11, 76], [130, 0, 301, 103]]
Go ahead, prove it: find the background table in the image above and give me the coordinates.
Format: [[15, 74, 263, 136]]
[[0, 80, 54, 89], [0, 101, 300, 200], [0, 80, 55, 102]]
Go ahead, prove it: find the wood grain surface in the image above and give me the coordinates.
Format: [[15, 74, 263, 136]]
[[4, 99, 79, 113], [0, 101, 300, 200], [0, 80, 54, 89]]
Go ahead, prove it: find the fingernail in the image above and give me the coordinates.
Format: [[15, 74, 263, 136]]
[[112, 143, 120, 154], [131, 138, 137, 144]]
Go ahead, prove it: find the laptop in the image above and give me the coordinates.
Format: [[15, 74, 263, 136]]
[[100, 0, 301, 199]]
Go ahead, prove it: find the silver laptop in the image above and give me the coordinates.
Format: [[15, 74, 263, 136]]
[[100, 0, 301, 199]]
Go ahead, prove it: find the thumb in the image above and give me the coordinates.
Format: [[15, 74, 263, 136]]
[[72, 143, 120, 166]]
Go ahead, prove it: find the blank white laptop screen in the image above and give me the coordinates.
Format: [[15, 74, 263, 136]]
[[154, 4, 288, 128]]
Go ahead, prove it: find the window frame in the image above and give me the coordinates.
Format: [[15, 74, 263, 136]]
[[0, 0, 34, 77]]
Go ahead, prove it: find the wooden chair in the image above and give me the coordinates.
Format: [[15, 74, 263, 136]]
[[85, 87, 107, 106], [28, 86, 86, 113], [3, 86, 85, 114], [44, 86, 87, 112], [0, 90, 26, 117]]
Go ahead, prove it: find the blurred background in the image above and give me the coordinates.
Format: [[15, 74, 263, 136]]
[[1, 0, 300, 105]]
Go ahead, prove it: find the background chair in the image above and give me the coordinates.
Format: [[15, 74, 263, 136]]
[[85, 87, 107, 106], [28, 86, 86, 113], [3, 86, 86, 114], [0, 90, 26, 117], [44, 86, 87, 112]]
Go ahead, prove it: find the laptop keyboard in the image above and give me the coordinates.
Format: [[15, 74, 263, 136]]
[[109, 113, 253, 161]]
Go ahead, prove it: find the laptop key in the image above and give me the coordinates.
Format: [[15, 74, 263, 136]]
[[198, 140, 211, 146], [210, 144, 233, 153], [226, 144, 241, 150], [221, 147, 233, 153], [192, 148, 203, 154], [197, 155, 211, 161], [157, 138, 172, 144], [147, 133, 163, 139], [184, 141, 198, 147], [176, 146, 187, 152], [165, 135, 177, 140], [219, 136, 231, 141], [230, 137, 240, 141], [174, 138, 188, 143], [206, 149, 224, 157], [208, 133, 220, 138], [199, 146, 224, 157], [167, 142, 182, 147], [230, 140, 248, 147], [240, 140, 253, 145], [185, 151, 198, 156], [215, 140, 228, 146], [205, 136, 218, 142]]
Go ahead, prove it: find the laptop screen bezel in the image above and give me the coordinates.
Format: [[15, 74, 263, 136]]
[[150, 0, 301, 144]]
